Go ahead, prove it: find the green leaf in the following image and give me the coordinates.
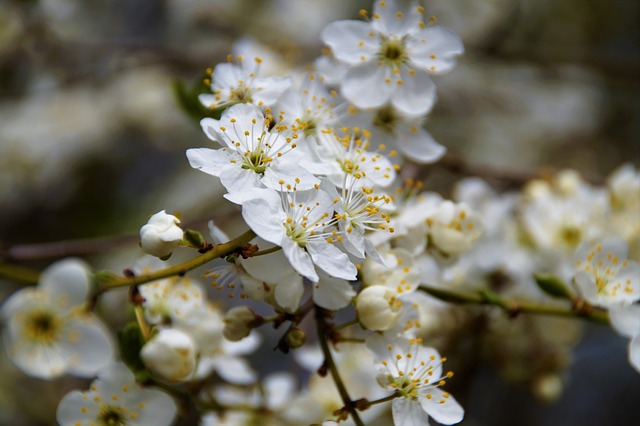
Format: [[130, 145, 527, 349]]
[[534, 273, 573, 299]]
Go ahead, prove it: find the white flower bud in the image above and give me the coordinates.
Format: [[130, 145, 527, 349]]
[[223, 306, 258, 342], [140, 210, 183, 258], [355, 285, 402, 331], [140, 328, 197, 382], [427, 201, 482, 256]]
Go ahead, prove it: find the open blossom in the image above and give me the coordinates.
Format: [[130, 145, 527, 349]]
[[56, 363, 177, 426], [1, 259, 113, 379], [573, 237, 640, 307], [366, 334, 464, 426], [187, 103, 319, 203], [139, 210, 183, 258], [199, 56, 290, 110], [322, 0, 463, 115], [427, 200, 483, 256], [241, 186, 357, 282]]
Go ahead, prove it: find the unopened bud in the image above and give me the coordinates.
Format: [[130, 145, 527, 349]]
[[140, 328, 197, 383], [534, 273, 573, 299], [139, 210, 183, 259], [285, 328, 306, 349], [184, 229, 206, 249], [356, 286, 402, 331], [223, 306, 260, 341]]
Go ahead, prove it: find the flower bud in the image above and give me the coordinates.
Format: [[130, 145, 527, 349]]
[[223, 306, 259, 342], [427, 201, 482, 256], [356, 285, 402, 331], [140, 210, 183, 259], [285, 328, 306, 349], [140, 328, 197, 382]]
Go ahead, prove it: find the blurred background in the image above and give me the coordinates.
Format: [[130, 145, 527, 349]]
[[0, 0, 638, 425]]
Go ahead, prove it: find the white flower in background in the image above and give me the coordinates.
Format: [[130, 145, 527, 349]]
[[607, 164, 640, 254], [241, 187, 357, 282], [223, 306, 259, 342], [201, 372, 297, 425], [188, 103, 319, 203], [276, 74, 344, 144], [56, 362, 177, 426], [1, 259, 113, 379], [520, 171, 609, 254], [573, 238, 640, 307], [356, 285, 402, 331], [136, 276, 207, 325], [322, 0, 463, 115], [196, 331, 261, 384], [140, 328, 197, 383], [199, 56, 291, 110], [609, 304, 640, 373], [139, 210, 183, 259], [427, 200, 483, 256], [346, 105, 446, 163], [366, 334, 464, 426]]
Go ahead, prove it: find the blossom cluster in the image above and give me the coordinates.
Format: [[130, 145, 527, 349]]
[[1, 1, 638, 425]]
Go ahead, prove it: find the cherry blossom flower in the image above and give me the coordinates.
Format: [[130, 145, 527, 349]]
[[573, 237, 640, 307], [199, 56, 290, 110], [1, 259, 113, 379], [188, 103, 318, 203], [241, 186, 357, 282], [366, 334, 464, 426], [56, 362, 177, 426], [322, 0, 463, 115]]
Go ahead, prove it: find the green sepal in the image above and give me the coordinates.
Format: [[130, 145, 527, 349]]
[[92, 270, 119, 288], [534, 273, 573, 299], [117, 322, 150, 380], [184, 229, 206, 249]]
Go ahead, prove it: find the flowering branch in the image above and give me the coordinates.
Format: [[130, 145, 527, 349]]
[[419, 284, 610, 324], [96, 230, 256, 292]]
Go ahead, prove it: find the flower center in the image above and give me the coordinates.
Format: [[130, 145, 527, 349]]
[[24, 310, 61, 344], [373, 106, 398, 133], [99, 406, 128, 426], [378, 38, 407, 66], [284, 220, 309, 247], [230, 84, 252, 103], [559, 225, 581, 248]]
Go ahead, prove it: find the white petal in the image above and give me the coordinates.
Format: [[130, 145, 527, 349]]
[[40, 258, 91, 310], [186, 147, 234, 177], [419, 387, 464, 425], [321, 20, 378, 65], [241, 188, 286, 245], [397, 125, 445, 163], [609, 304, 640, 338], [313, 273, 356, 310], [392, 67, 437, 116], [200, 117, 224, 144], [274, 276, 305, 311], [372, 0, 422, 37], [307, 241, 357, 281], [252, 76, 292, 106], [213, 62, 243, 89], [407, 26, 464, 74], [212, 355, 258, 384], [222, 331, 262, 356], [9, 339, 67, 379], [262, 163, 320, 192], [219, 163, 263, 194], [342, 62, 394, 109], [392, 397, 431, 426], [63, 317, 115, 377], [56, 390, 100, 425], [265, 372, 297, 409], [282, 238, 319, 282]]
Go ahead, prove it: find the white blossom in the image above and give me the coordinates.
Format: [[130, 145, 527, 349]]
[[56, 363, 177, 426], [321, 0, 463, 115], [140, 328, 197, 383], [241, 187, 357, 282], [139, 210, 183, 259], [188, 103, 319, 203], [1, 259, 113, 379]]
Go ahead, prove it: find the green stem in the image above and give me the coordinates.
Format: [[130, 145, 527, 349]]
[[419, 284, 609, 324], [250, 246, 282, 257], [315, 306, 365, 426], [366, 391, 400, 407], [334, 318, 360, 331], [98, 230, 256, 292], [0, 262, 40, 284]]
